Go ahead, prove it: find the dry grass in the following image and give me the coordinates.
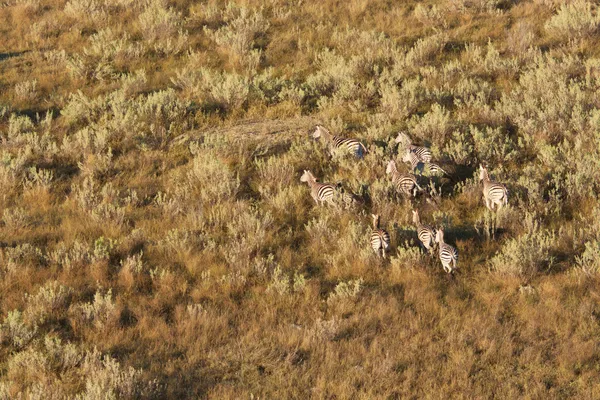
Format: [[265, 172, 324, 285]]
[[1, 0, 600, 398]]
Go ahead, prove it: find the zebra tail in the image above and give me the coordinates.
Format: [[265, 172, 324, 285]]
[[360, 142, 368, 154], [356, 143, 368, 159]]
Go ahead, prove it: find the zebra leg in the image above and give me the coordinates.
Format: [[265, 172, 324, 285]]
[[311, 193, 319, 205], [484, 210, 491, 240], [421, 242, 428, 254], [485, 198, 492, 211]]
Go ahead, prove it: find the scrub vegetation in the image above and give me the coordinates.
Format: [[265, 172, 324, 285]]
[[2, 0, 600, 398]]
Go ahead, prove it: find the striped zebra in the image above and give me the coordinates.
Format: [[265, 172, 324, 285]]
[[313, 125, 368, 158], [385, 160, 422, 197], [335, 182, 364, 209], [479, 165, 508, 211], [395, 132, 432, 163], [370, 214, 390, 258], [300, 170, 336, 207], [412, 210, 436, 254], [402, 149, 446, 176], [435, 228, 458, 273]]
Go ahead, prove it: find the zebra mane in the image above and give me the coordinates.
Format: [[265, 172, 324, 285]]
[[479, 165, 490, 181], [314, 125, 331, 140], [371, 214, 381, 229], [386, 160, 397, 174], [301, 170, 317, 183], [395, 131, 411, 145], [436, 228, 444, 242], [412, 209, 420, 225]]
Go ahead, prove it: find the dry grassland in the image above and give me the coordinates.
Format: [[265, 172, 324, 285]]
[[2, 0, 600, 398]]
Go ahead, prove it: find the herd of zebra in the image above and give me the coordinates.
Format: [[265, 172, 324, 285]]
[[301, 125, 509, 274]]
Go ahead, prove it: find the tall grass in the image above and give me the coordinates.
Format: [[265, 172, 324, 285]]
[[1, 0, 600, 398]]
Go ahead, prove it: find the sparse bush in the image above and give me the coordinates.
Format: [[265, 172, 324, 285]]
[[203, 4, 268, 71], [24, 167, 54, 190], [414, 4, 447, 29], [3, 207, 30, 230], [73, 289, 118, 329], [120, 251, 145, 274], [267, 266, 306, 296], [576, 240, 600, 275], [3, 243, 44, 272], [327, 278, 363, 306], [309, 317, 340, 341], [545, 0, 600, 39], [490, 214, 555, 276], [25, 281, 73, 323], [390, 242, 426, 270], [172, 67, 249, 111], [379, 77, 425, 120], [186, 151, 240, 203], [76, 348, 158, 399], [64, 0, 108, 25], [409, 103, 452, 151], [0, 311, 37, 349], [139, 0, 187, 55], [14, 80, 38, 102]]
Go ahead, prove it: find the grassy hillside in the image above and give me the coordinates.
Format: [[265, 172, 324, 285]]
[[2, 0, 600, 398]]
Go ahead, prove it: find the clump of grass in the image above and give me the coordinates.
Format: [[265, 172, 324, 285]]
[[545, 0, 600, 39], [3, 0, 600, 397], [490, 214, 555, 277]]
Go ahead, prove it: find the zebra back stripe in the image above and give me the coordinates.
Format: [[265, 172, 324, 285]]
[[440, 243, 458, 261], [371, 230, 390, 251], [393, 173, 420, 194], [485, 182, 508, 202], [315, 183, 335, 201], [417, 225, 435, 248], [332, 136, 367, 157], [408, 145, 432, 163]]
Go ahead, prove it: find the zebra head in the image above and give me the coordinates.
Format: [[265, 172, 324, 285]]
[[300, 170, 315, 183], [385, 160, 397, 175], [479, 164, 489, 182], [395, 131, 410, 145], [401, 149, 414, 164], [435, 228, 444, 244], [412, 209, 420, 225], [312, 125, 328, 139], [371, 214, 380, 229]]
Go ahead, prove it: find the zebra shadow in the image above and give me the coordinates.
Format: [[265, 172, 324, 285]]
[[450, 224, 484, 243], [0, 51, 28, 62]]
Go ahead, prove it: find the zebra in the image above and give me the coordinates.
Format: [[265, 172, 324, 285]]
[[479, 165, 508, 211], [370, 214, 390, 258], [313, 125, 368, 158], [435, 228, 458, 273], [335, 182, 364, 209], [395, 132, 432, 163], [385, 160, 422, 197], [402, 149, 446, 177], [412, 209, 436, 254], [300, 170, 337, 207]]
